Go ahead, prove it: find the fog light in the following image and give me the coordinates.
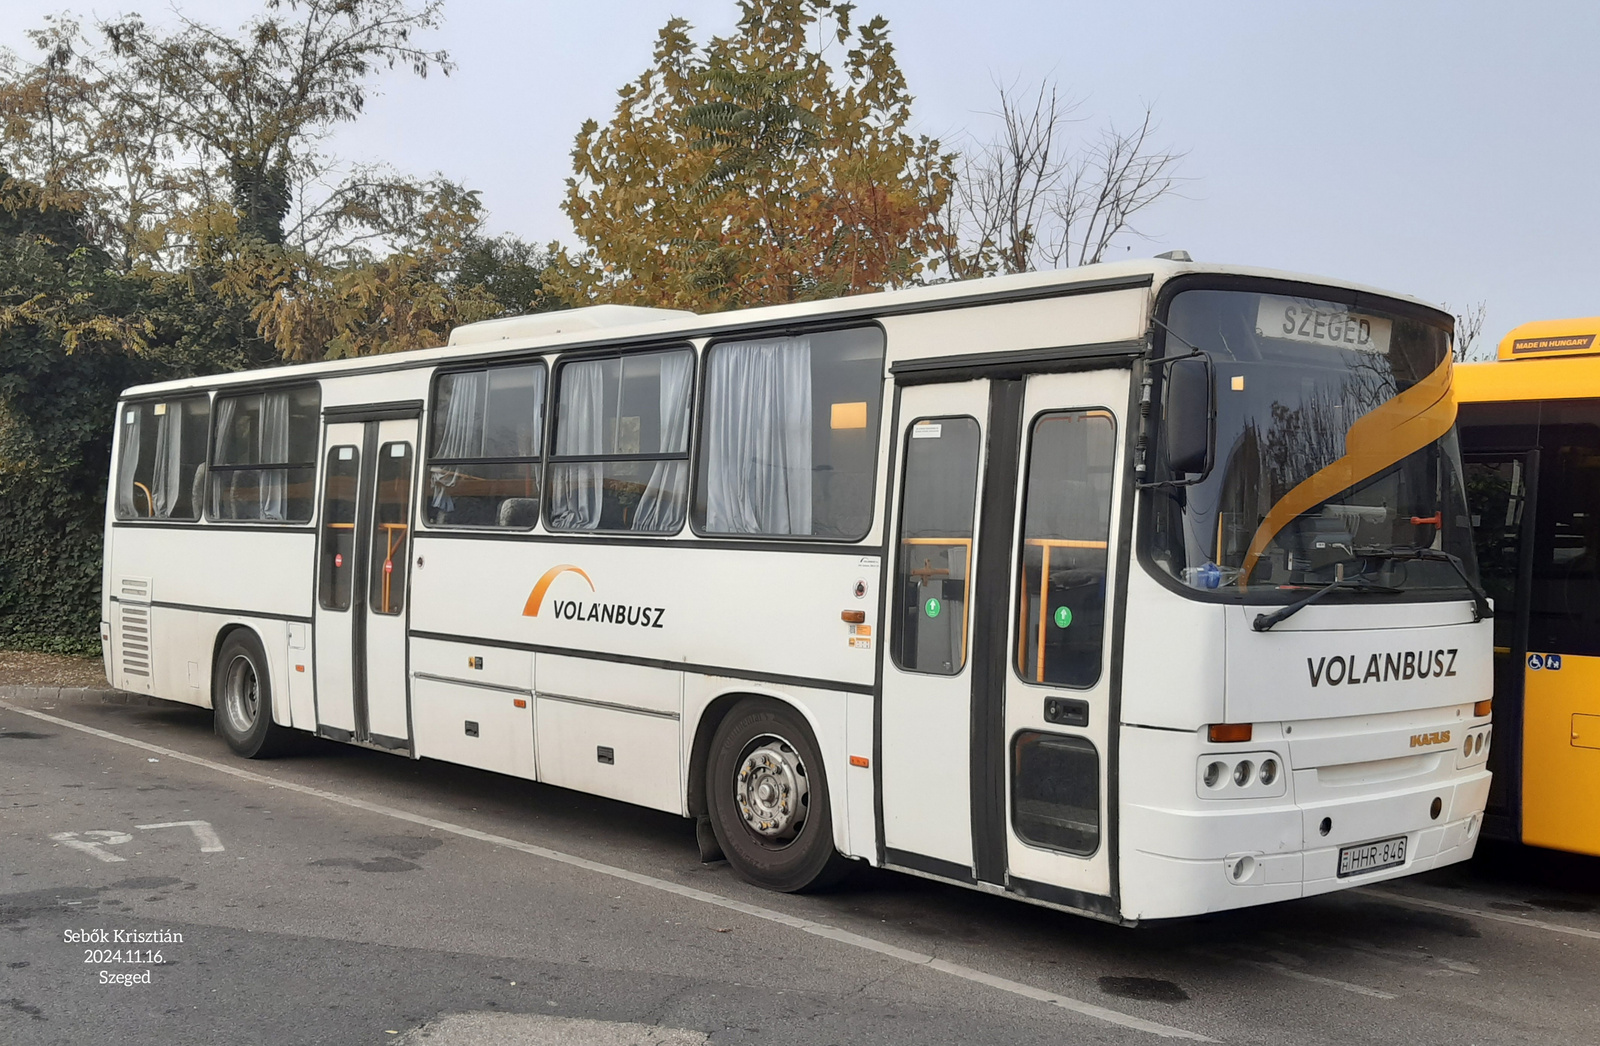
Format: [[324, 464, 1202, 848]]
[[1233, 760, 1254, 787], [1203, 761, 1226, 788], [1258, 758, 1278, 786]]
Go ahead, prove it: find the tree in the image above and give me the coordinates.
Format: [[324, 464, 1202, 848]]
[[1449, 300, 1488, 361], [231, 178, 509, 360], [553, 0, 954, 312], [0, 172, 209, 652], [943, 78, 1186, 277], [1, 1, 455, 272], [97, 0, 453, 251]]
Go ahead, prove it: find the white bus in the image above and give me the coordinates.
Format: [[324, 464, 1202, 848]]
[[102, 259, 1494, 922]]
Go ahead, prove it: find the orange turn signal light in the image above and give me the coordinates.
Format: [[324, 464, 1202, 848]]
[[841, 610, 866, 624], [849, 755, 870, 768], [1474, 699, 1492, 718], [1208, 723, 1253, 744]]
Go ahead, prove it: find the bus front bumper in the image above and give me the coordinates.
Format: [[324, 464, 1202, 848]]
[[1118, 768, 1491, 921]]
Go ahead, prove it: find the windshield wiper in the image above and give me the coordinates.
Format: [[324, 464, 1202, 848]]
[[1353, 545, 1492, 622], [1252, 576, 1403, 632]]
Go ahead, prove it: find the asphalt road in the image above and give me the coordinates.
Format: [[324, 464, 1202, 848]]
[[2, 695, 1597, 1046]]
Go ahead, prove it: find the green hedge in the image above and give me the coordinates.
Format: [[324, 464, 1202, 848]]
[[0, 177, 270, 653]]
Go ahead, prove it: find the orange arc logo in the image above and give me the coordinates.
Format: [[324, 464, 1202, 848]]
[[522, 565, 594, 617]]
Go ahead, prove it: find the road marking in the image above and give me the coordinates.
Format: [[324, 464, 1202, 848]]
[[1361, 887, 1600, 942], [50, 830, 131, 863], [1248, 960, 1395, 1000], [1, 701, 1213, 1042], [1192, 949, 1395, 1000], [136, 819, 226, 852]]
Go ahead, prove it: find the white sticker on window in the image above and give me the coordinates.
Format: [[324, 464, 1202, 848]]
[[912, 422, 942, 439]]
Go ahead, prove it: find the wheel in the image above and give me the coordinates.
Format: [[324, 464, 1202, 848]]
[[213, 630, 290, 758], [706, 697, 849, 892]]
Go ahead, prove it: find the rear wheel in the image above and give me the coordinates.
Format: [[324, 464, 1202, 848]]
[[706, 697, 849, 892], [213, 630, 290, 758]]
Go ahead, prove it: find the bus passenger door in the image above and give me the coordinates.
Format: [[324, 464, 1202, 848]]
[[1463, 451, 1537, 842], [881, 381, 990, 873], [314, 416, 418, 753], [992, 369, 1127, 903]]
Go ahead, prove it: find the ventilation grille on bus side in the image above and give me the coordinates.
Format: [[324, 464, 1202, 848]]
[[117, 577, 152, 682]]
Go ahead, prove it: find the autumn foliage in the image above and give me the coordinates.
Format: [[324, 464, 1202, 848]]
[[553, 0, 954, 312]]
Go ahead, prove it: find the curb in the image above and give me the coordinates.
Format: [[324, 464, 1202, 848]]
[[0, 684, 170, 707]]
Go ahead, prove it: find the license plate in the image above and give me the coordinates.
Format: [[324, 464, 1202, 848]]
[[1337, 835, 1408, 878]]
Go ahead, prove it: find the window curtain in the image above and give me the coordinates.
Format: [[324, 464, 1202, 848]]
[[702, 337, 813, 535], [548, 360, 606, 529], [430, 371, 487, 512], [633, 352, 693, 531], [115, 409, 142, 517], [211, 397, 237, 518], [260, 391, 290, 521], [150, 406, 182, 518]]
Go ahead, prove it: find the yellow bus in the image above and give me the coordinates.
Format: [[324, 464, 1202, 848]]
[[1457, 319, 1600, 855]]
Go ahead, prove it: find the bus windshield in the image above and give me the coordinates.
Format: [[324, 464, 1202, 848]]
[[1146, 287, 1477, 602]]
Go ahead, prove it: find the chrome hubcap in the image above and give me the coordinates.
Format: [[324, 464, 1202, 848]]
[[224, 655, 259, 735], [735, 734, 809, 844]]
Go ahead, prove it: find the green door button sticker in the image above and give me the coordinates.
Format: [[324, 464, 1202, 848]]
[[924, 597, 942, 619], [1053, 605, 1073, 628]]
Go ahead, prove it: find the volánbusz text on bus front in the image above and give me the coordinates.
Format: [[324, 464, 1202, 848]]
[[100, 258, 1492, 924]]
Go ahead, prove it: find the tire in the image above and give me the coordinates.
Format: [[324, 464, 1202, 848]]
[[213, 630, 290, 758], [706, 697, 849, 893]]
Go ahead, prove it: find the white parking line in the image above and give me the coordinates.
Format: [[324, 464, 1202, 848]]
[[1, 701, 1214, 1042], [1361, 887, 1600, 943], [1190, 950, 1395, 1000], [1247, 961, 1396, 1000]]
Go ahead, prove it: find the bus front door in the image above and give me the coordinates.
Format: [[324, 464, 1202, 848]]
[[314, 416, 418, 753], [881, 368, 1125, 907], [881, 380, 990, 873]]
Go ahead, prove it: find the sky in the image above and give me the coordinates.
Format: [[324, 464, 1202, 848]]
[[5, 0, 1599, 352]]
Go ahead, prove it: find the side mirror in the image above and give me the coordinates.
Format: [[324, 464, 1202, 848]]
[[1164, 356, 1213, 475]]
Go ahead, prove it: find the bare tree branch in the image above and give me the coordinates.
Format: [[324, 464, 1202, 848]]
[[1446, 300, 1489, 361], [944, 79, 1189, 277]]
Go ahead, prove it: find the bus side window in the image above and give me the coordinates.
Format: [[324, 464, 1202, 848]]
[[892, 417, 981, 675], [1014, 410, 1116, 687], [694, 327, 885, 540], [547, 348, 693, 533], [319, 446, 360, 611], [427, 363, 546, 528], [209, 386, 320, 523], [370, 443, 413, 615], [114, 396, 210, 521]]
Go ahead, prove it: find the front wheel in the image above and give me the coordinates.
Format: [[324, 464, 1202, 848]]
[[213, 630, 290, 759], [706, 698, 849, 893]]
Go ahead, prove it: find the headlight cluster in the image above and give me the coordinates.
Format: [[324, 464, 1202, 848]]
[[1197, 752, 1287, 799]]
